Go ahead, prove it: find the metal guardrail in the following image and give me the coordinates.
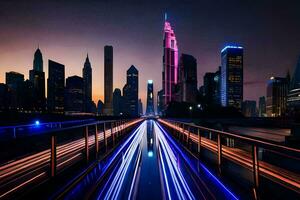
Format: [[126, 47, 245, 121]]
[[0, 119, 96, 140], [159, 119, 300, 199], [0, 118, 143, 199]]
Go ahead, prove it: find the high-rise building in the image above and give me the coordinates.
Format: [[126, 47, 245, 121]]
[[113, 88, 124, 116], [29, 48, 45, 111], [83, 54, 92, 113], [178, 54, 198, 103], [47, 60, 65, 113], [266, 77, 289, 117], [146, 80, 155, 116], [6, 71, 24, 110], [287, 56, 300, 115], [103, 45, 113, 115], [242, 100, 257, 117], [214, 66, 221, 105], [97, 100, 104, 116], [203, 72, 216, 103], [138, 99, 143, 116], [221, 46, 243, 110], [33, 48, 43, 72], [162, 15, 178, 107], [65, 76, 84, 113], [0, 83, 10, 111], [258, 96, 266, 117], [157, 90, 164, 116], [123, 65, 139, 117]]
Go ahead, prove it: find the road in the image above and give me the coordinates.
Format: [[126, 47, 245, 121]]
[[56, 120, 238, 199]]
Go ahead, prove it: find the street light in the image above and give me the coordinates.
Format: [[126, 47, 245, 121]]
[[189, 106, 193, 111]]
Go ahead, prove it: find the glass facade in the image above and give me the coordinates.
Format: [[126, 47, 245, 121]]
[[221, 46, 243, 110]]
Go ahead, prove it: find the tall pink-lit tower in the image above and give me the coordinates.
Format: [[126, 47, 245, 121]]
[[162, 13, 178, 106]]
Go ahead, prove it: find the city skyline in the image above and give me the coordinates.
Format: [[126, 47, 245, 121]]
[[1, 1, 300, 109]]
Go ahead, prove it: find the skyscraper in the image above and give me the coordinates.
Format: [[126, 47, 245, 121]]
[[6, 71, 24, 110], [287, 56, 300, 115], [0, 83, 10, 111], [83, 54, 92, 113], [157, 90, 164, 116], [113, 88, 124, 116], [123, 65, 139, 117], [162, 14, 178, 107], [214, 66, 221, 105], [266, 77, 289, 117], [221, 46, 243, 110], [146, 80, 155, 115], [97, 100, 104, 116], [29, 48, 45, 111], [47, 60, 65, 113], [178, 54, 198, 103], [103, 45, 113, 115], [242, 100, 257, 117], [258, 96, 266, 117], [65, 76, 84, 113], [138, 99, 143, 116], [33, 48, 43, 72]]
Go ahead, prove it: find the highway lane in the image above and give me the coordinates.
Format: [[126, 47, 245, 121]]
[[58, 120, 239, 199]]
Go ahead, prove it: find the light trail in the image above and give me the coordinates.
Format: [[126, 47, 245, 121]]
[[156, 121, 238, 200], [159, 119, 300, 193], [96, 121, 146, 200], [154, 121, 196, 200], [0, 119, 142, 199]]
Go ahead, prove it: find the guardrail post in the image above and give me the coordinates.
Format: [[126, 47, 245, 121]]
[[252, 145, 259, 199], [111, 122, 115, 146], [217, 133, 222, 169], [50, 135, 57, 177], [104, 123, 107, 150], [182, 124, 185, 141], [187, 126, 190, 147], [198, 128, 201, 158], [85, 126, 89, 162], [95, 124, 99, 156]]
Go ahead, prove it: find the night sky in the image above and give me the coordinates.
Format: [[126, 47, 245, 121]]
[[1, 0, 300, 108]]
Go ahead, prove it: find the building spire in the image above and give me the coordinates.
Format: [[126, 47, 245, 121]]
[[164, 12, 167, 21]]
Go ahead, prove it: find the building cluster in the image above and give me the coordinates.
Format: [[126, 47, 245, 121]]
[[156, 16, 244, 116], [1, 15, 300, 118], [156, 15, 300, 118], [0, 49, 95, 115], [0, 46, 144, 117]]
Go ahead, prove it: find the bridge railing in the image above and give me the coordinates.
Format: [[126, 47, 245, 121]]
[[0, 119, 95, 140], [159, 119, 300, 199], [0, 118, 143, 199]]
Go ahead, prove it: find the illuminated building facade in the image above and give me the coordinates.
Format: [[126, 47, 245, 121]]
[[221, 46, 243, 110], [162, 15, 178, 107], [146, 80, 155, 115], [287, 56, 300, 115], [266, 77, 289, 117]]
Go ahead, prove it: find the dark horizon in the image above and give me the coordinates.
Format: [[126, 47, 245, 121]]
[[1, 0, 300, 107]]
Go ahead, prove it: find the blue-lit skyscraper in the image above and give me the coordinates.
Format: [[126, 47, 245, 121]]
[[221, 46, 243, 110], [146, 80, 155, 116]]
